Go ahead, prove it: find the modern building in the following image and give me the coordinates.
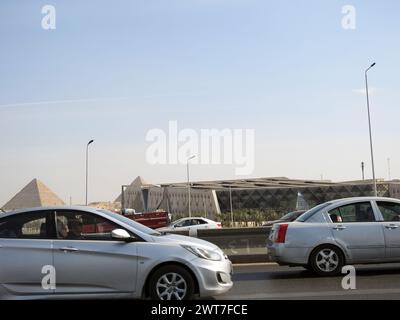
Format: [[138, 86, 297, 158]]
[[116, 176, 221, 219], [116, 176, 400, 219]]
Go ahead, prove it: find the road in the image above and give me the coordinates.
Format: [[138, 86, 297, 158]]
[[215, 263, 400, 300]]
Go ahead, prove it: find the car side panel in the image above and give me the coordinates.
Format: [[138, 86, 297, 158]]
[[133, 242, 199, 298], [330, 222, 386, 262], [0, 239, 53, 298], [268, 223, 348, 265], [284, 223, 335, 248], [53, 240, 138, 294], [134, 242, 232, 298]]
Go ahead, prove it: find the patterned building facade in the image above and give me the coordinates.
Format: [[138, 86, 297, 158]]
[[216, 182, 398, 214], [116, 176, 400, 219]]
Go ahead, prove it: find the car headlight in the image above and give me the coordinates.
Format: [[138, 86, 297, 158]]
[[181, 245, 222, 261]]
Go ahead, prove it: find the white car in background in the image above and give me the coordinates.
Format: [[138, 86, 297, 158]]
[[157, 217, 222, 236]]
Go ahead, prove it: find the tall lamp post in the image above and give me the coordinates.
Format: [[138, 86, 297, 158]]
[[365, 62, 377, 197], [187, 155, 196, 217], [229, 186, 234, 227], [121, 185, 129, 214], [85, 139, 94, 205], [361, 162, 365, 181]]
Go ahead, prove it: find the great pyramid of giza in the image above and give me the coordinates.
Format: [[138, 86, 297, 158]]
[[2, 178, 65, 211]]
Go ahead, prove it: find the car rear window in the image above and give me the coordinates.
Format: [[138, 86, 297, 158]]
[[296, 203, 331, 222]]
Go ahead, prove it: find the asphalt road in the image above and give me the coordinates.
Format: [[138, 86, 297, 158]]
[[214, 263, 400, 300]]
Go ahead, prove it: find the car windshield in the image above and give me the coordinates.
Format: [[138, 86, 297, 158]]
[[170, 218, 184, 227], [98, 209, 161, 236], [296, 203, 331, 222]]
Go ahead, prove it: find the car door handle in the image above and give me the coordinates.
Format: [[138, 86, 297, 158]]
[[59, 247, 79, 252], [385, 224, 399, 230], [333, 226, 346, 230]]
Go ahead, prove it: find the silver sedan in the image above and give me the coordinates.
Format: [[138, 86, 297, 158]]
[[0, 206, 232, 300], [268, 197, 400, 276]]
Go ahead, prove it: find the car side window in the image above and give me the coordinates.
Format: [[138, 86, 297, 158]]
[[55, 211, 123, 241], [329, 202, 375, 223], [196, 219, 207, 225], [377, 201, 400, 222], [183, 219, 193, 226], [0, 211, 50, 239]]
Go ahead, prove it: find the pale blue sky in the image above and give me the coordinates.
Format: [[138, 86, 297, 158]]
[[1, 0, 400, 205]]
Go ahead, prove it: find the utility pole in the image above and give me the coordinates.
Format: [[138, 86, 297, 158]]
[[361, 162, 365, 180], [85, 139, 94, 205], [365, 62, 377, 196], [187, 155, 196, 217], [121, 185, 129, 214], [229, 186, 234, 227]]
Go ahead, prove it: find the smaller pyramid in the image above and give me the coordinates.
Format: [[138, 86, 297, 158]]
[[114, 176, 152, 203], [132, 176, 149, 187], [2, 179, 65, 211]]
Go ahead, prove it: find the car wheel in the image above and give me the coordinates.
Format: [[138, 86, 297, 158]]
[[149, 265, 195, 300], [310, 245, 344, 276]]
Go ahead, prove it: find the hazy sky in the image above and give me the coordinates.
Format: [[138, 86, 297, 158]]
[[1, 0, 400, 205]]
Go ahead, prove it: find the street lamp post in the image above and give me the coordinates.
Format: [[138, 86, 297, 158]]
[[229, 186, 234, 227], [187, 155, 196, 217], [121, 184, 130, 214], [85, 139, 94, 205], [365, 63, 377, 197], [361, 162, 365, 180]]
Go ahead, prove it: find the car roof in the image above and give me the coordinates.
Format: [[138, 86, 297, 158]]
[[326, 196, 400, 205], [0, 206, 100, 218], [174, 217, 216, 222]]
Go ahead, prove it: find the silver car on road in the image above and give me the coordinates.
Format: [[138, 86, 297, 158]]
[[268, 197, 400, 276], [0, 206, 233, 299]]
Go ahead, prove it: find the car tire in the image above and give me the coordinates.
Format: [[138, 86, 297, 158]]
[[309, 245, 344, 276], [303, 264, 312, 271], [149, 265, 195, 300]]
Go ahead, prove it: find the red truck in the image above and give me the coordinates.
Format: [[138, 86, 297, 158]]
[[121, 209, 170, 229]]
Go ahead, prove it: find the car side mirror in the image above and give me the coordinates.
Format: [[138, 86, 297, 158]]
[[111, 229, 134, 242]]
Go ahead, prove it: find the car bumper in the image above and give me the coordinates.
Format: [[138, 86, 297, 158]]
[[190, 256, 233, 297], [267, 244, 311, 266]]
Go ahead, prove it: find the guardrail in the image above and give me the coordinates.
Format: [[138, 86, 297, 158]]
[[165, 227, 272, 264]]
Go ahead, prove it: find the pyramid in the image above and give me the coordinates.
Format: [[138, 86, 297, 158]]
[[2, 179, 65, 211], [132, 176, 150, 187], [114, 176, 151, 203]]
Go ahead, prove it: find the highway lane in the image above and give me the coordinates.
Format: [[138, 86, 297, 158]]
[[215, 263, 400, 300]]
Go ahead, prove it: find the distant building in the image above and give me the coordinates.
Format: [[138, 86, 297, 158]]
[[116, 176, 220, 219], [1, 178, 65, 211], [116, 176, 400, 218]]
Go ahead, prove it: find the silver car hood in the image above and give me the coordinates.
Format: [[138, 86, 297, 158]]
[[151, 233, 220, 251], [155, 227, 173, 232]]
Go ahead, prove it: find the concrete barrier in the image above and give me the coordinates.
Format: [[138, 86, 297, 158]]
[[164, 227, 272, 264]]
